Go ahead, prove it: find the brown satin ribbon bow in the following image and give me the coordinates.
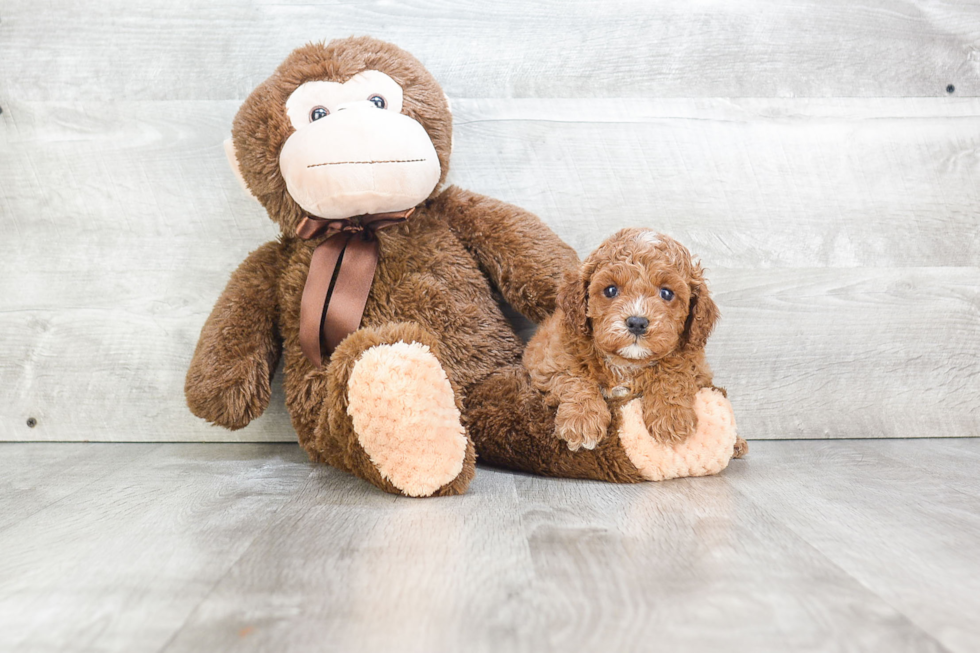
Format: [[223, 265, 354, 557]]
[[297, 208, 414, 367]]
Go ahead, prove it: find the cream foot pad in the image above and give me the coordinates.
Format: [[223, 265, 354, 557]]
[[347, 342, 468, 497], [618, 388, 738, 481]]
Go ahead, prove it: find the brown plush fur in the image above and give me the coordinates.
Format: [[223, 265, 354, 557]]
[[186, 37, 743, 495], [185, 241, 283, 430], [186, 37, 579, 496], [524, 229, 722, 451], [231, 37, 454, 236], [465, 364, 648, 482]]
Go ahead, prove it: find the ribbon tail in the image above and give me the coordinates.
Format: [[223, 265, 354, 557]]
[[321, 236, 379, 355], [299, 236, 348, 367]]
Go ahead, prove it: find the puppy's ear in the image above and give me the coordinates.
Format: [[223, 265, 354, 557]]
[[556, 262, 593, 338], [682, 266, 719, 350]]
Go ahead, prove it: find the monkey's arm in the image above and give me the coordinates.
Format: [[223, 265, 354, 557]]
[[185, 241, 284, 430], [436, 186, 579, 322]]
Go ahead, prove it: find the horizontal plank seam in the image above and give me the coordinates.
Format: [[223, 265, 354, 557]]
[[0, 443, 164, 538]]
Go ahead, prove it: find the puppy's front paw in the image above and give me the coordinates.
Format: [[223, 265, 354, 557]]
[[642, 400, 698, 445], [555, 399, 611, 451]]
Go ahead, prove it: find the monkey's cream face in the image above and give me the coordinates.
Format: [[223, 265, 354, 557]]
[[587, 257, 691, 364], [278, 70, 441, 220]]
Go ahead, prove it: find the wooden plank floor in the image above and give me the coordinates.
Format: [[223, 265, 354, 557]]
[[1, 440, 978, 653]]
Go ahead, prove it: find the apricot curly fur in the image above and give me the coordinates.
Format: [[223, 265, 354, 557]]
[[524, 228, 747, 455]]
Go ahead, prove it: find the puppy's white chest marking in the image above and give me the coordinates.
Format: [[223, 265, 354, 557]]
[[602, 384, 633, 399], [601, 360, 640, 399], [604, 356, 641, 379]]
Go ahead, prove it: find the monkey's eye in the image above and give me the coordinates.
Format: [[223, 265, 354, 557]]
[[368, 94, 387, 109], [660, 288, 675, 301], [309, 106, 329, 122], [603, 285, 619, 298]]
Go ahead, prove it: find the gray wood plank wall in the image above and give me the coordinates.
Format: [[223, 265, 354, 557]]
[[1, 0, 978, 442]]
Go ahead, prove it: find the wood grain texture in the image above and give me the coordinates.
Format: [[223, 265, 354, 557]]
[[0, 99, 288, 441], [710, 266, 980, 439], [450, 98, 980, 268], [1, 0, 978, 101], [0, 443, 161, 532], [2, 96, 977, 441], [513, 470, 945, 652], [732, 439, 980, 653], [163, 458, 542, 653], [1, 440, 977, 652], [0, 443, 311, 652]]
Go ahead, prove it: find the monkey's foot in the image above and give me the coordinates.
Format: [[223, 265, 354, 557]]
[[347, 342, 470, 497], [617, 388, 738, 481]]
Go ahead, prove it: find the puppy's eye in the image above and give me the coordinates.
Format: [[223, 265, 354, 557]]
[[368, 94, 387, 109], [603, 285, 619, 298], [660, 288, 675, 301], [310, 106, 329, 122]]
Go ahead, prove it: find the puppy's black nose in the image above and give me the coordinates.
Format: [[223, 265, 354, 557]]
[[626, 316, 649, 336]]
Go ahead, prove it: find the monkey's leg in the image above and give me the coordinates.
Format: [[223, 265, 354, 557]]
[[467, 366, 739, 483], [311, 321, 476, 497], [466, 365, 645, 482]]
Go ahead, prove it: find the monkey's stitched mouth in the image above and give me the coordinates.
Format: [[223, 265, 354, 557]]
[[307, 158, 427, 168]]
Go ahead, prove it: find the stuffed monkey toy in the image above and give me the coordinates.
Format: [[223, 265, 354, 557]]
[[186, 37, 739, 497]]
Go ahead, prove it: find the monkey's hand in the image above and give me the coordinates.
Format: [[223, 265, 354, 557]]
[[185, 242, 284, 430], [186, 347, 277, 430], [555, 394, 611, 451]]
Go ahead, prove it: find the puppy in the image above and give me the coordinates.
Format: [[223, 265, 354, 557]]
[[525, 228, 745, 455]]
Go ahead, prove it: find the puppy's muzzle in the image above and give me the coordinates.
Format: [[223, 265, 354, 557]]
[[626, 316, 649, 336]]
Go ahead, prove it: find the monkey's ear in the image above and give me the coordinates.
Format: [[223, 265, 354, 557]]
[[556, 264, 592, 338], [682, 269, 719, 351], [443, 94, 454, 155], [224, 137, 259, 201]]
